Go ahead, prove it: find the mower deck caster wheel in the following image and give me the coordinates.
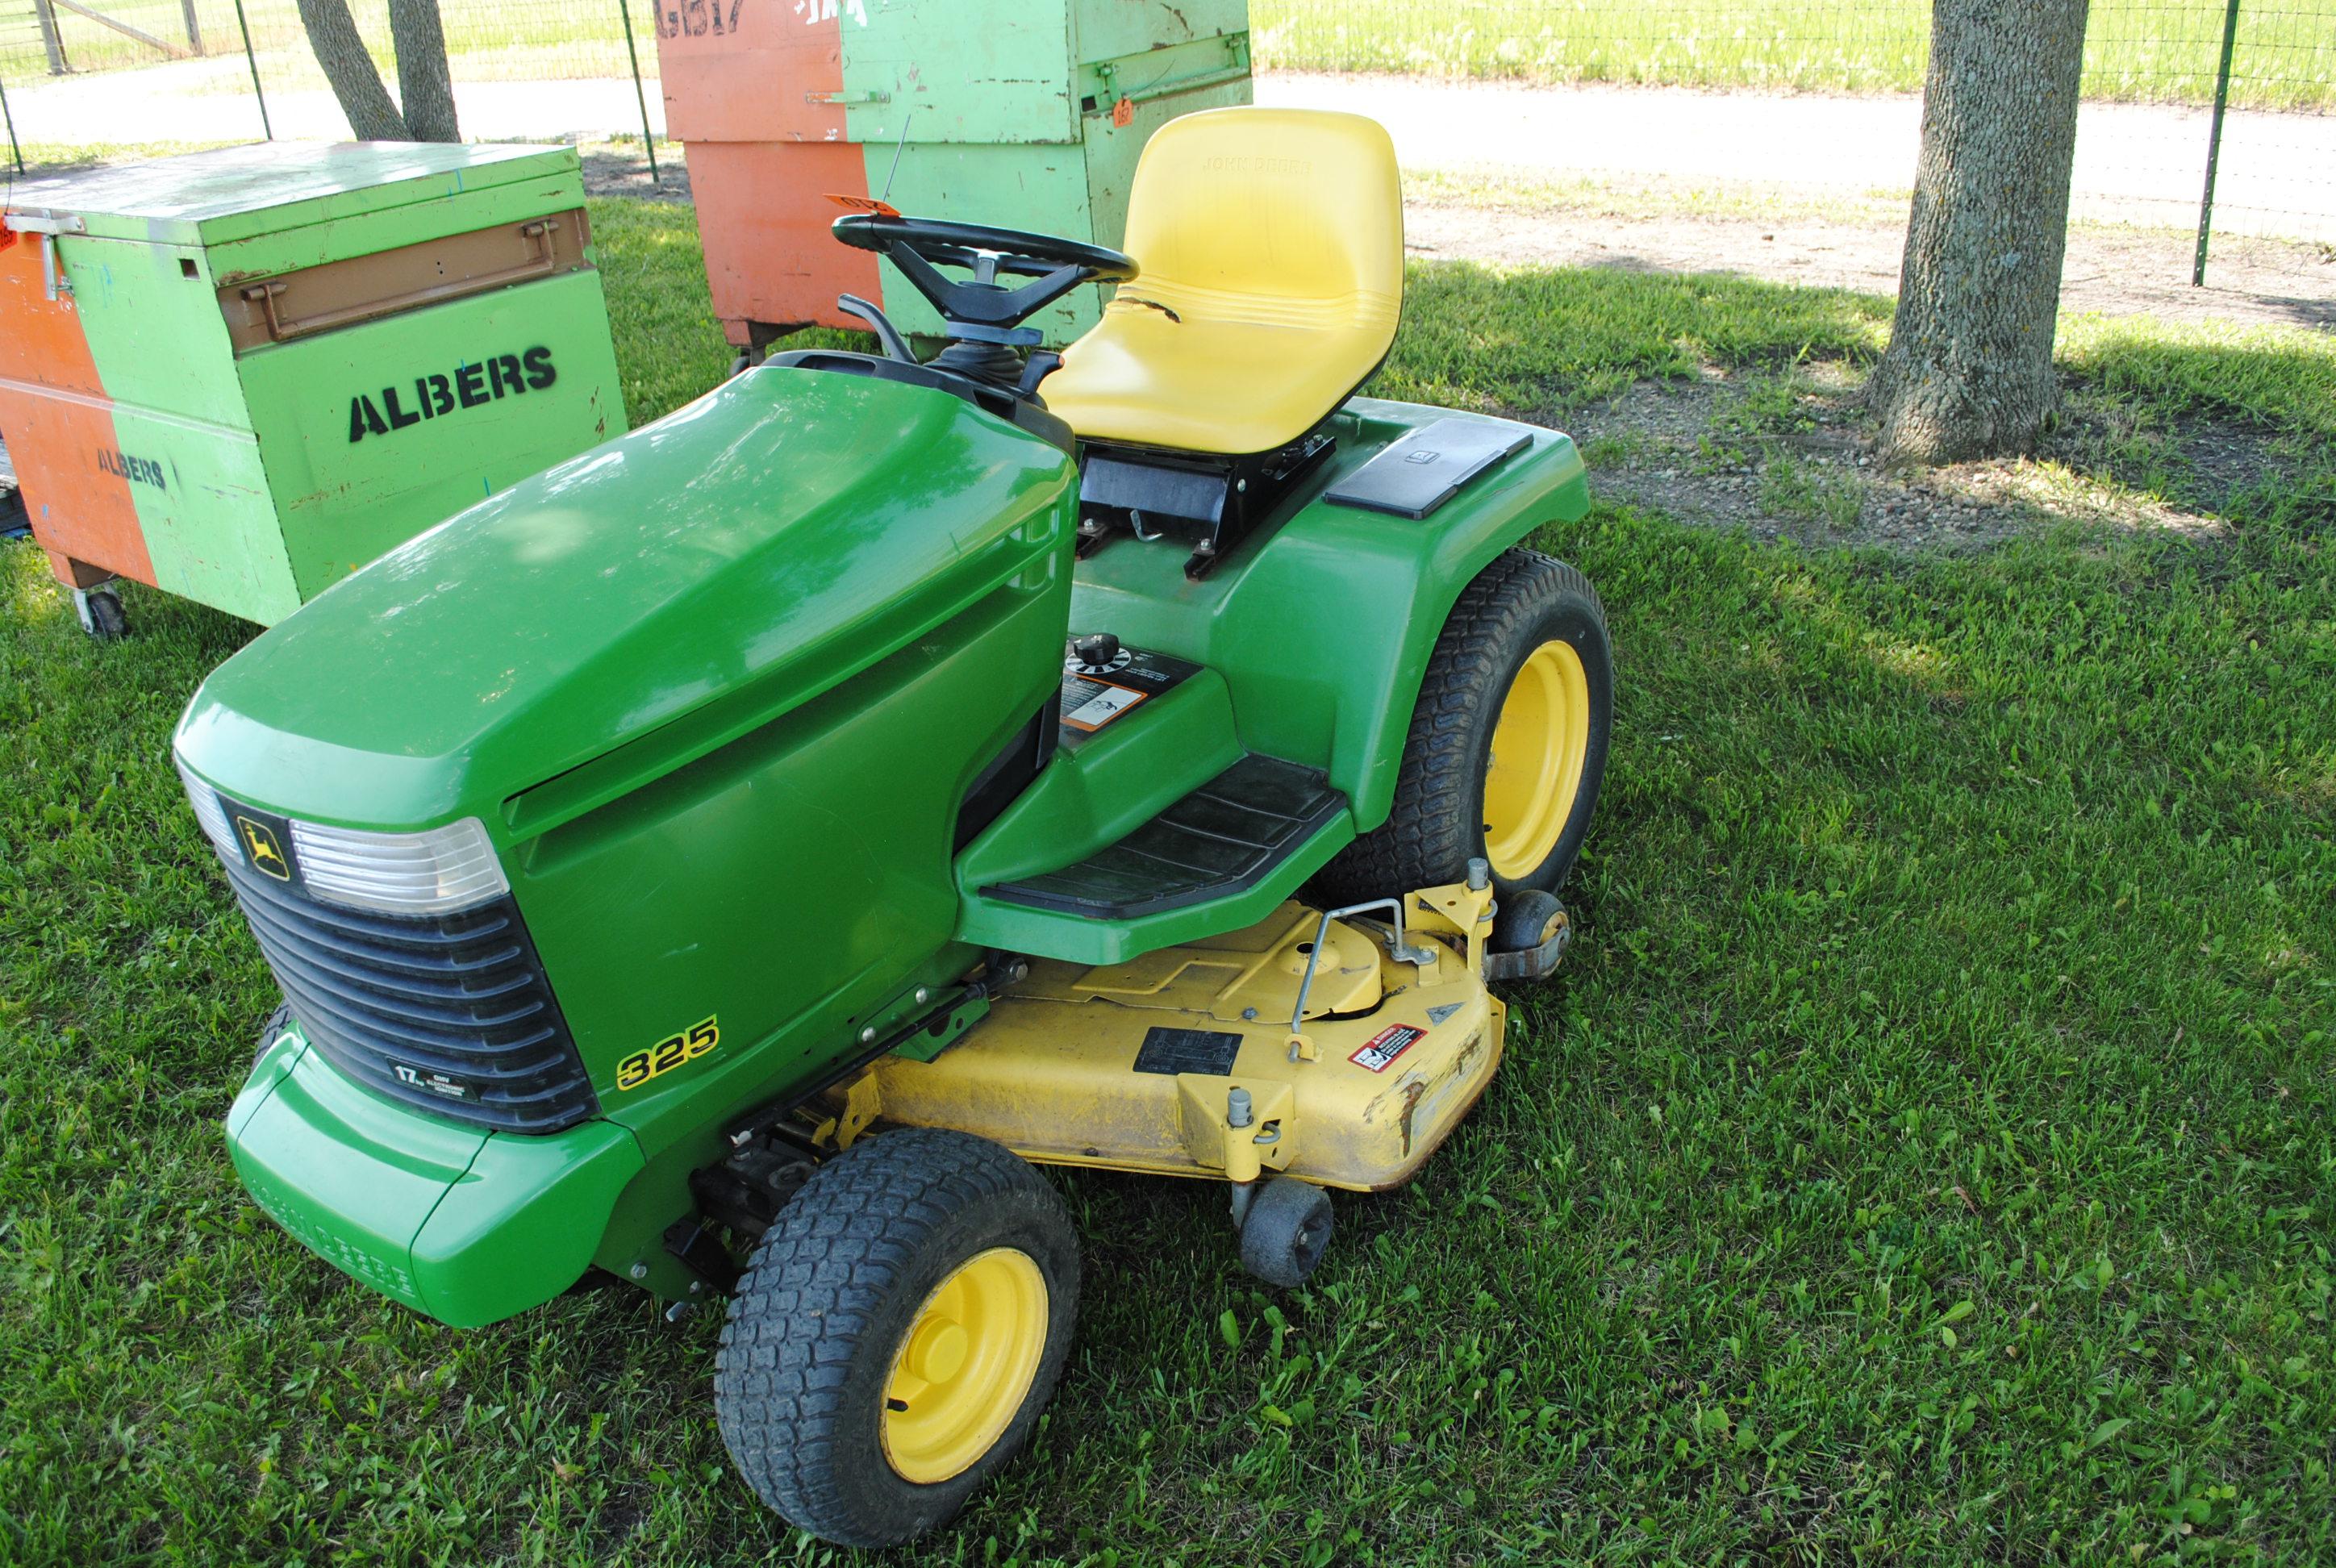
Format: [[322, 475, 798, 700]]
[[1237, 1177, 1333, 1289], [1485, 888, 1571, 982], [74, 586, 127, 641], [715, 1127, 1079, 1549]]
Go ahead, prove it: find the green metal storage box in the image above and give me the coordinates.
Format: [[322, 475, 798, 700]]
[[654, 0, 1253, 352], [0, 142, 627, 630]]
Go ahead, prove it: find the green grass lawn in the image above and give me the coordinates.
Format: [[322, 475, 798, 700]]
[[1254, 0, 2336, 108], [2, 198, 2333, 1564], [7, 0, 2332, 109]]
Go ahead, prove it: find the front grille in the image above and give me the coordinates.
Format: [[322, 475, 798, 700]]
[[222, 856, 598, 1132]]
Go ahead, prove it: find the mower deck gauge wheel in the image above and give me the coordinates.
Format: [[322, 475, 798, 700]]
[[1238, 1177, 1335, 1289]]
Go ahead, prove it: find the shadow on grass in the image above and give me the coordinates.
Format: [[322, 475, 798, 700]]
[[1388, 258, 2335, 539], [1383, 257, 1894, 421]]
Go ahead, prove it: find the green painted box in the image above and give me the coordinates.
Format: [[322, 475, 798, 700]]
[[0, 142, 627, 628], [656, 0, 1253, 350]]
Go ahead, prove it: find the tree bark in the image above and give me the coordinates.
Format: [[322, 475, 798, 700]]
[[389, 0, 461, 143], [294, 0, 406, 140], [1870, 0, 2092, 464]]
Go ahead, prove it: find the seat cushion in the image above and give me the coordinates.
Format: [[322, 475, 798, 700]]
[[1040, 108, 1402, 457]]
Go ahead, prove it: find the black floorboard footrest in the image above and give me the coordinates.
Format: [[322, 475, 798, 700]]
[[984, 755, 1346, 920]]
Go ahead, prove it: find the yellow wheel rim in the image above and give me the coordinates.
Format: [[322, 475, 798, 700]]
[[880, 1247, 1049, 1485], [1481, 640, 1592, 882]]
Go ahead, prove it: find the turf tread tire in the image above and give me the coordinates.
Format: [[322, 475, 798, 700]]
[[1312, 548, 1612, 907], [714, 1127, 1078, 1548], [254, 1002, 294, 1069]]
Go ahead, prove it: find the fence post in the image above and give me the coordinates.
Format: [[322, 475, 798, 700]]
[[181, 0, 205, 54], [1, 77, 23, 175], [619, 0, 661, 187], [2192, 0, 2242, 287], [232, 0, 273, 139], [32, 0, 68, 74]]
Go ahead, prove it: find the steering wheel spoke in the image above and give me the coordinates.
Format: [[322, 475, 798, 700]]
[[832, 214, 1137, 348]]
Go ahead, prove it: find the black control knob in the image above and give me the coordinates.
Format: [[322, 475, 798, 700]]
[[1071, 632, 1121, 666]]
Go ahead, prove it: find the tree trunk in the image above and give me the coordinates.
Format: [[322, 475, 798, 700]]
[[1870, 0, 2092, 464], [294, 0, 406, 140], [389, 0, 461, 143]]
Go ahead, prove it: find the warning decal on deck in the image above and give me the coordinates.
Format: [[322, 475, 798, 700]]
[[1349, 1023, 1426, 1074], [1060, 676, 1147, 733], [1133, 1026, 1245, 1076]]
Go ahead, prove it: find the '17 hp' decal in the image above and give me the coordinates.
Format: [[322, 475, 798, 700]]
[[349, 347, 556, 443]]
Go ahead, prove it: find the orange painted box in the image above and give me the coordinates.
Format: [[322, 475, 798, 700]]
[[653, 0, 1252, 352], [0, 142, 625, 634]]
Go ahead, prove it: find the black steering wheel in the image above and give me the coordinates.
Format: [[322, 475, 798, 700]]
[[832, 214, 1136, 342]]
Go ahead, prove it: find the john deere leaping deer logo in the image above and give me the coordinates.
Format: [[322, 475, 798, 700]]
[[236, 816, 291, 881]]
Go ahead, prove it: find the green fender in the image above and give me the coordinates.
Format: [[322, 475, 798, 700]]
[[1066, 396, 1591, 830]]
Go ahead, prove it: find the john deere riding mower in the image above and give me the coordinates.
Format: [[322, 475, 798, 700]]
[[177, 108, 1612, 1546]]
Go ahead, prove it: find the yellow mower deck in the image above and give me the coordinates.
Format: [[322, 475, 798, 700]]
[[837, 885, 1511, 1192]]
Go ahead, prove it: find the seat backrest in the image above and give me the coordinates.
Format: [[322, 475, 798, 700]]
[[1119, 107, 1402, 344]]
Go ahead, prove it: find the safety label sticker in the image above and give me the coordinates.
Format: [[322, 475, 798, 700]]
[[1349, 1023, 1426, 1074], [1061, 677, 1146, 733]]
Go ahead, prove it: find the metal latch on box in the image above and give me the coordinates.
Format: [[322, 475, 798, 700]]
[[1085, 33, 1250, 114], [236, 219, 565, 344], [3, 212, 88, 302]]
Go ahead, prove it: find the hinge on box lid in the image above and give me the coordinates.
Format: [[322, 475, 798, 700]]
[[4, 212, 86, 302]]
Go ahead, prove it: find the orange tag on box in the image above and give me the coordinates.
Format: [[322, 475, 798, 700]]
[[1112, 96, 1134, 127]]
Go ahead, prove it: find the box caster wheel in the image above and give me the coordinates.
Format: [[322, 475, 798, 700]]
[[74, 586, 128, 641], [1237, 1176, 1333, 1289]]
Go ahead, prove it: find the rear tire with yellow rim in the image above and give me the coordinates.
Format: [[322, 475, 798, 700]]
[[1313, 548, 1612, 920], [714, 1127, 1078, 1548]]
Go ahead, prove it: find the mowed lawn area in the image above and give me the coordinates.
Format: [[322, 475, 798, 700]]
[[2, 198, 2332, 1564]]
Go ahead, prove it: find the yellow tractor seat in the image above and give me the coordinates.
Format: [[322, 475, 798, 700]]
[[1039, 108, 1403, 457]]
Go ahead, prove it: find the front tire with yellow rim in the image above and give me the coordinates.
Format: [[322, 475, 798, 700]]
[[714, 1127, 1078, 1548], [1313, 548, 1612, 924]]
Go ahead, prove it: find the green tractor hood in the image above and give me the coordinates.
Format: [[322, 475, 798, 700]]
[[176, 369, 1075, 831]]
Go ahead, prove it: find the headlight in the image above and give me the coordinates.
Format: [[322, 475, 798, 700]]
[[176, 759, 510, 916], [286, 817, 509, 915], [177, 757, 241, 859]]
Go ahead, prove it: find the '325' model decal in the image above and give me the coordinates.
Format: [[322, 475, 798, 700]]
[[616, 1015, 720, 1091]]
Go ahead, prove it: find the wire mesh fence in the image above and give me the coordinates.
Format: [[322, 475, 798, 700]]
[[0, 0, 641, 85], [1, 0, 2330, 257], [1250, 0, 2334, 109]]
